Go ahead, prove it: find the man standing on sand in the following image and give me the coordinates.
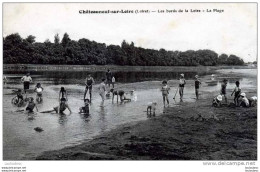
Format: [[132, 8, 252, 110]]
[[21, 72, 32, 97], [106, 69, 113, 88]]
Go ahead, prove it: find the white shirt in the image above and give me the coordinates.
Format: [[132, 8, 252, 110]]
[[242, 97, 249, 106], [21, 76, 32, 82]]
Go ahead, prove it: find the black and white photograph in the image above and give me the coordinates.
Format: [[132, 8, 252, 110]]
[[1, 2, 258, 172]]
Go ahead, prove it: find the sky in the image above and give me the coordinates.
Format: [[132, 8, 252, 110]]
[[3, 3, 257, 62]]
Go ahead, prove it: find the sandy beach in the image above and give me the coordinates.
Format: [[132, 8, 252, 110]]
[[36, 79, 257, 160]]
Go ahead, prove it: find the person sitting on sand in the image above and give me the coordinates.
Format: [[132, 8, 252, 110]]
[[194, 75, 201, 100], [239, 93, 249, 108], [231, 81, 241, 106], [249, 96, 257, 107], [220, 79, 228, 104], [79, 99, 90, 115], [179, 73, 186, 101], [59, 87, 68, 101], [110, 88, 131, 103], [34, 83, 44, 102], [24, 97, 38, 113], [161, 80, 170, 107], [41, 98, 72, 114], [212, 95, 223, 107]]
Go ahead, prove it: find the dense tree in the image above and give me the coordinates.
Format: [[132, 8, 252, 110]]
[[54, 34, 60, 44], [3, 33, 245, 66], [61, 33, 71, 48], [25, 35, 36, 44]]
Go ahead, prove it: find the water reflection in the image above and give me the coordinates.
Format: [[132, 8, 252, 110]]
[[58, 114, 68, 125], [4, 70, 210, 85]]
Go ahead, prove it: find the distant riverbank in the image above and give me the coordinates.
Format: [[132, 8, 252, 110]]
[[3, 64, 254, 72]]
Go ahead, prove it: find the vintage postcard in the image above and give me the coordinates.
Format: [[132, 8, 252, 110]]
[[1, 2, 258, 172]]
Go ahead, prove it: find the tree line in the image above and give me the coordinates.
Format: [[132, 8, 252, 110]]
[[3, 33, 245, 66]]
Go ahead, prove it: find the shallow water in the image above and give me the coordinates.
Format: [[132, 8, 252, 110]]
[[3, 68, 257, 160]]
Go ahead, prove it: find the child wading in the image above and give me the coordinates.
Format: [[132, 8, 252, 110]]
[[220, 79, 228, 104], [110, 89, 131, 103], [112, 76, 115, 88], [12, 89, 24, 106], [161, 80, 170, 107], [98, 79, 106, 105], [194, 75, 201, 100], [34, 83, 44, 103], [79, 99, 90, 115], [41, 98, 72, 114], [231, 81, 241, 106], [84, 73, 95, 102], [24, 97, 38, 113], [179, 73, 186, 101], [21, 72, 32, 97], [59, 87, 68, 101]]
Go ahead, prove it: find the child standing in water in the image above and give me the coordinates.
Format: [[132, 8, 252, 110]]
[[161, 80, 170, 107], [194, 75, 201, 100], [84, 73, 95, 103], [231, 81, 241, 106], [59, 87, 68, 101], [179, 74, 186, 101], [34, 83, 44, 103], [99, 79, 106, 105], [112, 76, 115, 88]]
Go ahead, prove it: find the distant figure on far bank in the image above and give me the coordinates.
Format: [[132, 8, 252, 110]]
[[194, 75, 201, 100], [179, 73, 186, 101], [220, 79, 228, 104], [21, 72, 32, 97], [84, 73, 95, 103], [106, 69, 113, 88]]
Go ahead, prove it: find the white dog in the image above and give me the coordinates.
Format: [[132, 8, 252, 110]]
[[147, 102, 157, 116]]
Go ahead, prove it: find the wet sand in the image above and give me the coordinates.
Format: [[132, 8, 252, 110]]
[[36, 88, 257, 160]]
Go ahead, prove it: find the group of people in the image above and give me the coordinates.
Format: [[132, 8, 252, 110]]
[[213, 79, 257, 108], [160, 73, 201, 107], [11, 70, 118, 114], [6, 70, 257, 115]]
